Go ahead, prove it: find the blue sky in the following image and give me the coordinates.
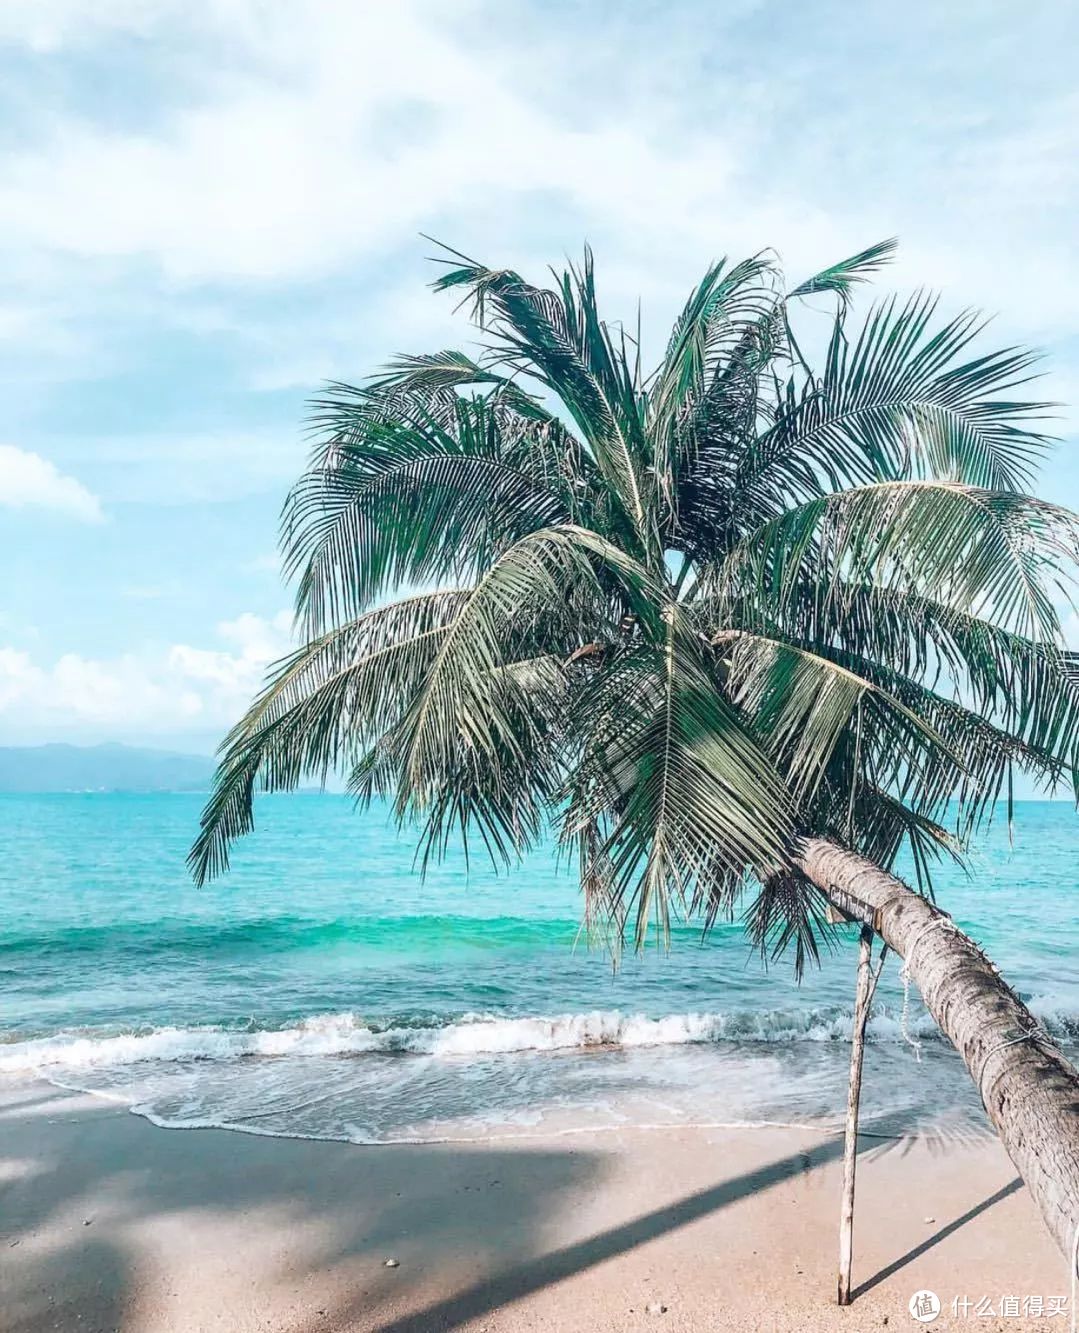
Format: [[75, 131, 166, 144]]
[[1, 0, 1078, 753]]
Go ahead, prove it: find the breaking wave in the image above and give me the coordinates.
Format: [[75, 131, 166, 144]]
[[0, 1001, 1043, 1075], [10, 1004, 1070, 1146]]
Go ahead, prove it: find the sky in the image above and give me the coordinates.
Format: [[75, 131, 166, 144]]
[[1, 0, 1078, 754]]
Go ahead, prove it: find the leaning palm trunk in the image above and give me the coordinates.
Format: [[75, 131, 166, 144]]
[[797, 836, 1079, 1265]]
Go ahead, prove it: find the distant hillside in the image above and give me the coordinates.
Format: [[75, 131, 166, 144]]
[[0, 743, 216, 793]]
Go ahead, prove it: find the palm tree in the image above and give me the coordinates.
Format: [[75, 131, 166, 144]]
[[191, 240, 1079, 1277]]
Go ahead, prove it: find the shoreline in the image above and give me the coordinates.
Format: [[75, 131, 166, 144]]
[[14, 1068, 993, 1149], [2, 1077, 1068, 1331], [0, 1012, 1001, 1152]]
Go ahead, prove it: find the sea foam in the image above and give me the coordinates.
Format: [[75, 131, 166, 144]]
[[0, 1003, 963, 1074]]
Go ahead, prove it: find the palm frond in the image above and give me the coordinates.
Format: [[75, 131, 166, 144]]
[[739, 294, 1054, 520], [284, 393, 576, 632], [647, 254, 780, 523], [743, 872, 835, 979], [748, 577, 1079, 773], [721, 480, 1078, 641], [788, 238, 899, 308], [821, 642, 1078, 832], [431, 245, 655, 558], [561, 611, 795, 950], [189, 589, 470, 885], [364, 350, 555, 423], [716, 629, 953, 807], [391, 525, 660, 855]]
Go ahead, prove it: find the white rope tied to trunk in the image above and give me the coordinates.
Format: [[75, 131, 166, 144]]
[[897, 916, 956, 1061], [976, 1024, 1049, 1109]]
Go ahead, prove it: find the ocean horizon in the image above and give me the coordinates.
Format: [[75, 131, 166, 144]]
[[4, 792, 1078, 1146]]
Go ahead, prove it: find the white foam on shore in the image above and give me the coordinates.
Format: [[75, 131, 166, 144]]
[[6, 1008, 1015, 1149], [0, 1004, 959, 1074]]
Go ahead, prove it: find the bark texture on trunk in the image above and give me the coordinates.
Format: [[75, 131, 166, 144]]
[[795, 836, 1079, 1268]]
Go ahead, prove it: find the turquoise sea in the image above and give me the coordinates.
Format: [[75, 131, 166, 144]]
[[2, 794, 1077, 1144]]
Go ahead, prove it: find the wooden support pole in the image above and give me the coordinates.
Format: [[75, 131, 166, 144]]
[[838, 922, 875, 1306]]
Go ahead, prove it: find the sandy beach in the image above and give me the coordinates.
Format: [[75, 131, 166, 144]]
[[1, 1079, 1069, 1333]]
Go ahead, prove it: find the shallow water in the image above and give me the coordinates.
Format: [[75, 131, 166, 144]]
[[2, 793, 1077, 1143]]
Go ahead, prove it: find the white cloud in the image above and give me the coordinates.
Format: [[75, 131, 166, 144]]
[[0, 12, 1023, 269], [0, 444, 102, 521], [169, 610, 293, 690], [2, 0, 1077, 411], [0, 610, 292, 734], [0, 6, 487, 283]]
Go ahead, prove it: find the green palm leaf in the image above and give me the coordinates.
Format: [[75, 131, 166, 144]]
[[740, 294, 1053, 513], [189, 589, 470, 885], [723, 480, 1077, 640], [432, 245, 655, 558], [561, 611, 794, 949]]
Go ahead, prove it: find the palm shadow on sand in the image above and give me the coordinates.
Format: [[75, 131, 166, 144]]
[[1, 1082, 1024, 1333]]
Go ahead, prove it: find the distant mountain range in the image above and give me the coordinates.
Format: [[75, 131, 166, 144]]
[[0, 743, 216, 793]]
